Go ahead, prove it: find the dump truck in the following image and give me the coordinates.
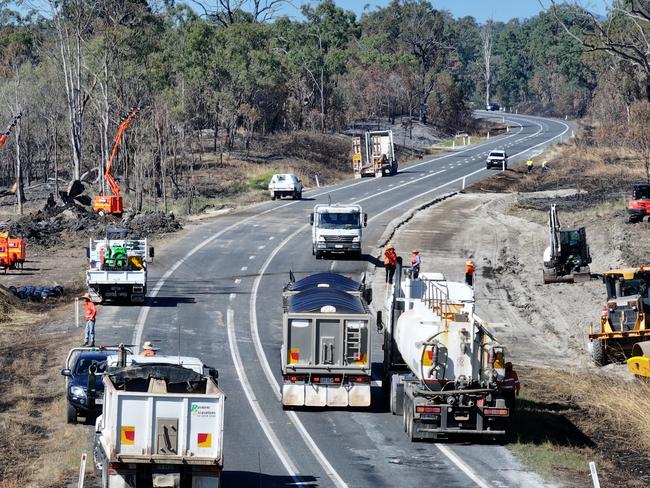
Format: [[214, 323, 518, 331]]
[[93, 348, 224, 487], [310, 203, 367, 259], [383, 262, 512, 441], [543, 204, 591, 283], [352, 130, 398, 178], [86, 227, 154, 303], [627, 183, 650, 223], [589, 266, 650, 365], [281, 272, 373, 408]]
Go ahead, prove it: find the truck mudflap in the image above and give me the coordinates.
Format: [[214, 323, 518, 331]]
[[282, 382, 371, 408]]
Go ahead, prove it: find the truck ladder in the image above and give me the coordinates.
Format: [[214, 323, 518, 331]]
[[345, 327, 362, 362]]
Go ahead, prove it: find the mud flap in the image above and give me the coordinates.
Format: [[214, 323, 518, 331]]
[[282, 384, 305, 407], [305, 384, 326, 407], [326, 386, 348, 407], [348, 384, 371, 407]]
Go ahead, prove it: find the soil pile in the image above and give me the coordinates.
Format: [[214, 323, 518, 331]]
[[124, 211, 182, 237]]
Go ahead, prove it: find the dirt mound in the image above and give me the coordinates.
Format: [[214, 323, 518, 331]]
[[124, 211, 182, 237], [516, 192, 623, 212]]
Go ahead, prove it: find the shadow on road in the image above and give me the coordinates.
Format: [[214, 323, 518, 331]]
[[144, 296, 196, 307], [222, 471, 319, 487]]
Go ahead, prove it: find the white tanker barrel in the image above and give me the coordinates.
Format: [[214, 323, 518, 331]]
[[394, 308, 446, 381]]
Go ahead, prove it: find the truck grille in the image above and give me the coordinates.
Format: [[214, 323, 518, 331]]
[[323, 236, 354, 243]]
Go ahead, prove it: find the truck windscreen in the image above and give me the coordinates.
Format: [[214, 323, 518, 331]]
[[318, 212, 360, 229]]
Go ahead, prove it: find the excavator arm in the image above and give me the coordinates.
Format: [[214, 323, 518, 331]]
[[105, 108, 139, 197], [0, 113, 22, 149]]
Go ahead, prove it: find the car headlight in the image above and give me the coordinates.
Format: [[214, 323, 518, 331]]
[[318, 236, 326, 242], [70, 386, 87, 398], [352, 236, 360, 242]]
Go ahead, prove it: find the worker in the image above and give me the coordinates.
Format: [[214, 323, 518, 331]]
[[384, 244, 397, 284], [140, 341, 158, 357], [411, 250, 421, 279], [45, 193, 55, 210], [501, 361, 521, 410], [465, 259, 475, 287], [526, 159, 534, 174], [81, 293, 96, 347], [541, 160, 548, 173]]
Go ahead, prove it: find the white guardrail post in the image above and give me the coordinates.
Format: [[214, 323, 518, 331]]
[[462, 176, 466, 191], [314, 174, 320, 188], [75, 297, 80, 328], [589, 461, 600, 488], [78, 453, 87, 488]]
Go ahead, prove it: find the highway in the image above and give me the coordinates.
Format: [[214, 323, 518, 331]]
[[97, 112, 569, 487]]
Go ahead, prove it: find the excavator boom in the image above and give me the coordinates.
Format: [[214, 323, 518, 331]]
[[0, 113, 22, 149]]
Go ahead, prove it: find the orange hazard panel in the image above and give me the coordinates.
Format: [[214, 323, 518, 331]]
[[197, 433, 212, 448], [353, 353, 367, 365], [121, 426, 135, 445], [422, 349, 433, 366], [289, 348, 300, 364]]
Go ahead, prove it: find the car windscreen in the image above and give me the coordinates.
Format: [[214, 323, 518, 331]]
[[634, 187, 650, 200], [318, 212, 360, 229], [489, 151, 504, 157], [74, 357, 108, 375]]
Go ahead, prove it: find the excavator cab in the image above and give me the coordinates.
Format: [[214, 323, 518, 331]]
[[627, 184, 650, 223], [590, 267, 650, 365], [543, 205, 591, 284]]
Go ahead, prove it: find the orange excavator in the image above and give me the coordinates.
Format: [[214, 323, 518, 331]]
[[0, 113, 21, 149], [93, 108, 139, 217]]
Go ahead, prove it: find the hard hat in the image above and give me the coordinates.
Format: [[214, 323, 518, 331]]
[[142, 341, 155, 350], [386, 244, 394, 250], [466, 259, 474, 265], [80, 293, 91, 300]]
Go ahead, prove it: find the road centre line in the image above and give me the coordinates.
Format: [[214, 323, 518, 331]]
[[248, 115, 567, 488], [130, 114, 542, 479], [226, 308, 306, 486]]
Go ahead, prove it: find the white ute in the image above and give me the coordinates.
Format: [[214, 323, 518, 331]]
[[268, 173, 303, 200]]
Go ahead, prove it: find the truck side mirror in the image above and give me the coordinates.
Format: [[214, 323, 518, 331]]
[[309, 214, 314, 226], [363, 287, 373, 305], [84, 247, 90, 259], [376, 311, 383, 333], [60, 368, 72, 377], [364, 213, 368, 227], [149, 246, 155, 259]]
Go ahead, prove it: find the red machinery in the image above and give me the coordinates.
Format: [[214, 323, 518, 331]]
[[93, 108, 139, 217], [628, 183, 650, 223], [0, 233, 25, 272], [0, 113, 21, 149]]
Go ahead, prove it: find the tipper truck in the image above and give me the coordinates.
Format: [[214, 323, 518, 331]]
[[93, 349, 224, 487], [86, 227, 154, 303], [352, 130, 398, 177], [281, 272, 374, 408], [310, 204, 367, 259], [383, 262, 512, 441]]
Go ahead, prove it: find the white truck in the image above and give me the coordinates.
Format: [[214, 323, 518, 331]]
[[86, 227, 154, 303], [310, 204, 367, 259], [93, 350, 224, 487], [281, 272, 374, 408], [352, 130, 398, 178], [382, 262, 513, 441], [268, 173, 303, 200]]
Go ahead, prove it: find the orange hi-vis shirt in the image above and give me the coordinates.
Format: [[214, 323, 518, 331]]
[[85, 300, 97, 321]]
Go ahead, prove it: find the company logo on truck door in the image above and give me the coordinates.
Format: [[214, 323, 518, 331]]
[[121, 426, 135, 445], [191, 403, 216, 417]]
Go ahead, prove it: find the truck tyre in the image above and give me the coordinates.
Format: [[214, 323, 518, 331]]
[[271, 192, 276, 201], [315, 250, 322, 260], [297, 191, 302, 200], [312, 245, 316, 256], [591, 340, 608, 366], [389, 374, 403, 416], [66, 403, 77, 424]]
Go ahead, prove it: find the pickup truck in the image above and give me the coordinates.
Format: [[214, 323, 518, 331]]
[[486, 150, 508, 170], [269, 173, 303, 200]]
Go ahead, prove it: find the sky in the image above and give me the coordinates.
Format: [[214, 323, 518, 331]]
[[284, 0, 612, 23]]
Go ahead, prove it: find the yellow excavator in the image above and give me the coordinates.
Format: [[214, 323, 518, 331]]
[[589, 266, 650, 366]]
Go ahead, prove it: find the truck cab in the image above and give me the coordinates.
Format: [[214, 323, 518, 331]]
[[310, 204, 367, 259]]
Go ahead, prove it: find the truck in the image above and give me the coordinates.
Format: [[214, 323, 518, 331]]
[[268, 173, 303, 200], [383, 262, 512, 441], [352, 130, 398, 178], [310, 204, 367, 259], [281, 272, 373, 408], [485, 149, 508, 170], [86, 227, 154, 303], [93, 348, 224, 488]]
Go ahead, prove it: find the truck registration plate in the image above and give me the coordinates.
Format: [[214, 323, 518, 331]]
[[321, 377, 334, 384], [96, 398, 104, 405], [335, 244, 343, 249]]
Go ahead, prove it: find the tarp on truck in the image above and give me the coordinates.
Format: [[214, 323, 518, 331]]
[[285, 272, 363, 293], [287, 287, 366, 314]]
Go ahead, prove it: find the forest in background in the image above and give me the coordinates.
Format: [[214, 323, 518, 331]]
[[0, 0, 648, 215]]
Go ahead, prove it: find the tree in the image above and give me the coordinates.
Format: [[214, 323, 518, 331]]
[[480, 20, 493, 107], [628, 100, 650, 182]]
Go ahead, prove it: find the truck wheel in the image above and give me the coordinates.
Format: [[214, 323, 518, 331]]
[[402, 397, 409, 431], [66, 403, 77, 424], [297, 191, 302, 200], [271, 192, 276, 201], [389, 374, 403, 415], [591, 340, 608, 366], [315, 251, 322, 260]]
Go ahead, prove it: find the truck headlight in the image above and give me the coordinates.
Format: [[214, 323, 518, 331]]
[[318, 236, 326, 242], [71, 386, 87, 398], [352, 236, 360, 242]]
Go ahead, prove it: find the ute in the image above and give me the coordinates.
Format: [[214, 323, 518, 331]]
[[627, 183, 650, 223], [486, 150, 508, 170], [589, 266, 650, 365], [542, 205, 592, 283]]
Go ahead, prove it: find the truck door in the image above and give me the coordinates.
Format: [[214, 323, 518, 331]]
[[317, 320, 341, 366]]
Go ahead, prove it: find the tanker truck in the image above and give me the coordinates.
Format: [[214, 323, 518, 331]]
[[382, 262, 512, 441]]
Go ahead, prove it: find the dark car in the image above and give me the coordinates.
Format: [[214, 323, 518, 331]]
[[486, 103, 501, 111], [61, 350, 111, 423]]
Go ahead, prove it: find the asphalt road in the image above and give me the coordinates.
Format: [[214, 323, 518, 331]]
[[97, 112, 570, 487]]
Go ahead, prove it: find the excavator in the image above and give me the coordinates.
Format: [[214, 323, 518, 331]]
[[542, 204, 592, 284], [93, 108, 139, 217], [0, 113, 21, 149]]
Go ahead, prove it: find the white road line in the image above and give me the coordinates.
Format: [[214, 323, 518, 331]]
[[435, 445, 491, 488], [258, 245, 266, 250], [241, 266, 248, 271], [234, 278, 241, 285], [269, 236, 275, 240], [226, 309, 306, 485], [229, 293, 236, 301], [249, 255, 255, 260]]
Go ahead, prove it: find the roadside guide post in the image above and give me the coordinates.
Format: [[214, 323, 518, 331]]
[[314, 174, 320, 188], [487, 131, 490, 140], [75, 297, 80, 328], [78, 453, 87, 488], [462, 176, 466, 191], [589, 461, 601, 488], [502, 159, 506, 172]]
